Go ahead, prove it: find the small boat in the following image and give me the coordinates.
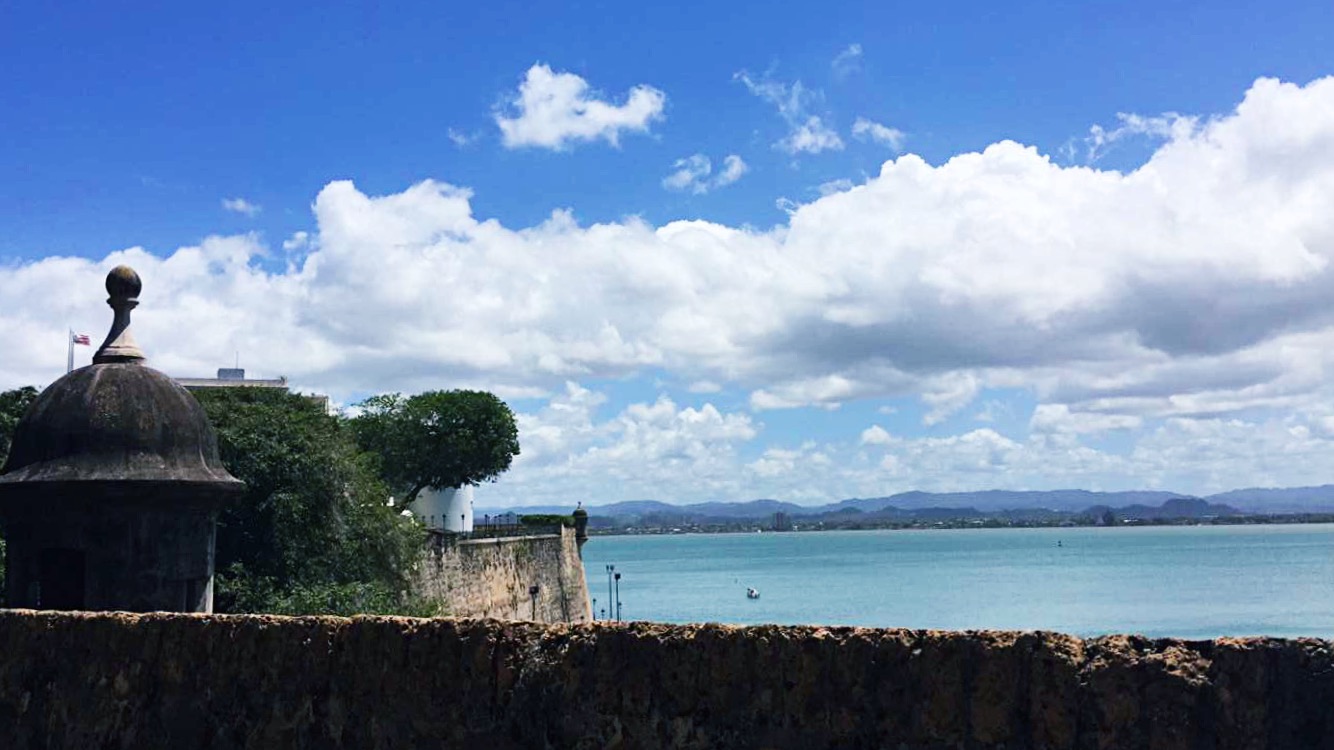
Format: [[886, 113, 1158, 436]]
[[746, 587, 760, 599]]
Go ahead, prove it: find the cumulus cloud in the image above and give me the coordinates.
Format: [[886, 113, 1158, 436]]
[[495, 64, 666, 150], [860, 425, 894, 445], [221, 198, 261, 217], [735, 71, 844, 155], [501, 389, 759, 502], [662, 154, 748, 193], [8, 77, 1334, 502], [781, 118, 844, 155], [662, 154, 710, 192], [852, 117, 906, 151], [1029, 404, 1142, 434], [501, 390, 1334, 505], [922, 373, 982, 425], [9, 77, 1334, 414], [748, 441, 830, 478]]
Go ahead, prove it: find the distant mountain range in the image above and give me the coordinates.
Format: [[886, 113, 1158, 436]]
[[478, 485, 1334, 522]]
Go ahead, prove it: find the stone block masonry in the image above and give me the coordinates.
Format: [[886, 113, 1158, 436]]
[[3, 611, 1334, 749], [415, 525, 592, 623]]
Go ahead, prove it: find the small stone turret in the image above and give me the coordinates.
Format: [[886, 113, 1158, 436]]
[[572, 503, 589, 555], [0, 266, 244, 612]]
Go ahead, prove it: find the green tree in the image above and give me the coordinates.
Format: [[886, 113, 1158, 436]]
[[0, 387, 39, 602], [519, 513, 574, 528], [351, 390, 520, 507], [0, 386, 40, 466], [192, 388, 427, 615]]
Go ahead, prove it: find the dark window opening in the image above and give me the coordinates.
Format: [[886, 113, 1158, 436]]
[[183, 577, 209, 611], [37, 549, 86, 610]]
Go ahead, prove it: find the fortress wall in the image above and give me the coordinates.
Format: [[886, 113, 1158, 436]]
[[415, 526, 592, 623], [2, 611, 1334, 749]]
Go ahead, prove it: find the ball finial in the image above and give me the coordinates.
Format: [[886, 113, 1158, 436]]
[[106, 265, 142, 301], [93, 265, 146, 364]]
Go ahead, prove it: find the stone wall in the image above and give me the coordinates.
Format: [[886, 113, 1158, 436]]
[[415, 526, 591, 623], [3, 610, 1334, 749]]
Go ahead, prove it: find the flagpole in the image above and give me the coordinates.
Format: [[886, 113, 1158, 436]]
[[67, 328, 74, 374]]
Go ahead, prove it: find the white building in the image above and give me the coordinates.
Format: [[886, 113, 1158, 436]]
[[413, 485, 475, 532]]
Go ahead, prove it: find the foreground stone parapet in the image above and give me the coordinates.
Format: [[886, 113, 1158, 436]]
[[1, 610, 1332, 749]]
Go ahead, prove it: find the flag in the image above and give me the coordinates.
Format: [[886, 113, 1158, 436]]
[[71, 333, 90, 346]]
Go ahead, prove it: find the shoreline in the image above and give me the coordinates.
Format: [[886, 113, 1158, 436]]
[[586, 512, 1334, 537]]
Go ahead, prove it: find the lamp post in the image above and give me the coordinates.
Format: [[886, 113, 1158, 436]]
[[614, 572, 622, 622], [605, 564, 615, 622], [592, 597, 597, 621], [529, 584, 540, 621]]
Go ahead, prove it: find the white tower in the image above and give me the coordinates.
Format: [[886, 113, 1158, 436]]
[[413, 485, 474, 532]]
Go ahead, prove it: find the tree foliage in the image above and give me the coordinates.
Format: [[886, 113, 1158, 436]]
[[519, 514, 574, 528], [192, 388, 429, 615], [0, 386, 39, 466], [0, 385, 39, 598], [350, 390, 520, 507]]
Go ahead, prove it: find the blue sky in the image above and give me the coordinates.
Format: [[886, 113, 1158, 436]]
[[4, 1, 1334, 506]]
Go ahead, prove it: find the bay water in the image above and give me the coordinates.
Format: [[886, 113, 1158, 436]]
[[579, 523, 1334, 638]]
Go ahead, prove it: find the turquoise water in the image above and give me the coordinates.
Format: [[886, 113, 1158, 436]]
[[580, 524, 1334, 638]]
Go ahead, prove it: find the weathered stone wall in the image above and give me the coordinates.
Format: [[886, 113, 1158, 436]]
[[415, 526, 591, 623], [2, 610, 1334, 749]]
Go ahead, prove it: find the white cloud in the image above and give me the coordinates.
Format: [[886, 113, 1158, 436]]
[[716, 155, 747, 186], [512, 381, 606, 465], [1029, 404, 1142, 434], [832, 43, 863, 78], [780, 117, 844, 155], [662, 154, 748, 193], [221, 198, 261, 217], [1084, 112, 1197, 161], [495, 64, 666, 150], [11, 77, 1334, 501], [662, 154, 710, 193], [852, 117, 906, 151], [922, 373, 981, 425], [735, 71, 845, 155], [860, 425, 895, 445], [282, 231, 310, 251], [498, 392, 1334, 505], [9, 77, 1334, 418], [503, 391, 758, 502], [447, 128, 479, 148], [751, 375, 868, 411], [817, 178, 855, 196], [748, 442, 829, 478]]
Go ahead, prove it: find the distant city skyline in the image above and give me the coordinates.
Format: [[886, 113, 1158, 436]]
[[4, 3, 1334, 505]]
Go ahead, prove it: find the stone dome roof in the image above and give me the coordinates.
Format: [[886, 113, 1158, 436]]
[[0, 364, 241, 486], [0, 266, 242, 499]]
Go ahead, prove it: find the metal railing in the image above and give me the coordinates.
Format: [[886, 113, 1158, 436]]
[[466, 521, 564, 539]]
